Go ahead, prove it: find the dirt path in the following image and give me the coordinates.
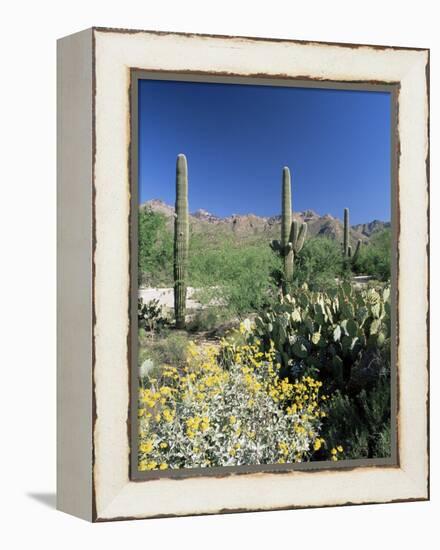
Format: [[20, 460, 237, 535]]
[[139, 287, 203, 310]]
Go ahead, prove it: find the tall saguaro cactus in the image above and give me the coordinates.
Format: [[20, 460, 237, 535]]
[[343, 207, 361, 263], [343, 207, 350, 258], [281, 167, 293, 282], [173, 154, 189, 329], [271, 167, 307, 290]]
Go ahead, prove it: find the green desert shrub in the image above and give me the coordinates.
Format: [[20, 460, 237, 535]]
[[355, 228, 391, 281], [320, 376, 391, 459], [186, 307, 233, 333], [138, 211, 281, 316], [189, 237, 280, 317], [295, 236, 343, 290], [138, 208, 173, 286], [139, 330, 190, 373]]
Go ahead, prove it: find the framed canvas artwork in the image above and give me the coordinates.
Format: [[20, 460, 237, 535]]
[[57, 27, 429, 521]]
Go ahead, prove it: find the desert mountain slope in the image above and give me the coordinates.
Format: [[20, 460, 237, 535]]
[[140, 199, 389, 244], [352, 220, 391, 237]]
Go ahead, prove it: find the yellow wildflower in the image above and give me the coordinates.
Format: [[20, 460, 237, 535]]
[[162, 408, 174, 423], [139, 460, 157, 471], [200, 417, 210, 432], [278, 441, 289, 456], [139, 440, 154, 454], [313, 438, 323, 451]]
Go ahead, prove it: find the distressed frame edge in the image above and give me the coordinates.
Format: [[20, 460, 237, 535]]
[[426, 49, 431, 503], [94, 495, 429, 523], [56, 27, 94, 522], [91, 25, 430, 53]]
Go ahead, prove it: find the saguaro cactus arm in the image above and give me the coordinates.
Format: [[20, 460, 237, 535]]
[[270, 239, 282, 252], [173, 154, 189, 329], [290, 220, 307, 253], [342, 207, 361, 264], [352, 239, 361, 262], [289, 220, 298, 250]]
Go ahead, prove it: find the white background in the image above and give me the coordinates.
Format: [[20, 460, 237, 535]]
[[0, 1, 437, 548]]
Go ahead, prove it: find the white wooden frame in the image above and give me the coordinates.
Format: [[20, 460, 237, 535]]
[[57, 27, 429, 522]]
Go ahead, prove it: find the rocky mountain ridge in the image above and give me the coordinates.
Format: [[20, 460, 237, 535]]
[[141, 199, 390, 243]]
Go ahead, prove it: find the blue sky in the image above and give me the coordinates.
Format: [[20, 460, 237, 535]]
[[138, 79, 391, 224]]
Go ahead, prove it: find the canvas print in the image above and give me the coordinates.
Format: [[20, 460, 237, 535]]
[[136, 79, 393, 473]]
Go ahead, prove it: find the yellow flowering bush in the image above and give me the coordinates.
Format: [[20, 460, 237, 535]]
[[138, 334, 326, 471]]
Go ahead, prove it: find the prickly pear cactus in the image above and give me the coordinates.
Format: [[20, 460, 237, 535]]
[[254, 283, 391, 392], [270, 167, 307, 289], [173, 154, 189, 329]]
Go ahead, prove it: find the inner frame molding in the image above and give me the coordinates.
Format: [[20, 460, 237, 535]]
[[57, 27, 429, 522], [129, 70, 400, 481]]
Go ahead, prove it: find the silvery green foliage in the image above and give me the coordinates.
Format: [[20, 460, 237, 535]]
[[139, 358, 155, 380], [138, 341, 324, 470]]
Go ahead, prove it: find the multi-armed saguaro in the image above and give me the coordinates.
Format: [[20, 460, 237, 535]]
[[342, 207, 361, 264], [173, 154, 189, 329], [271, 166, 307, 288]]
